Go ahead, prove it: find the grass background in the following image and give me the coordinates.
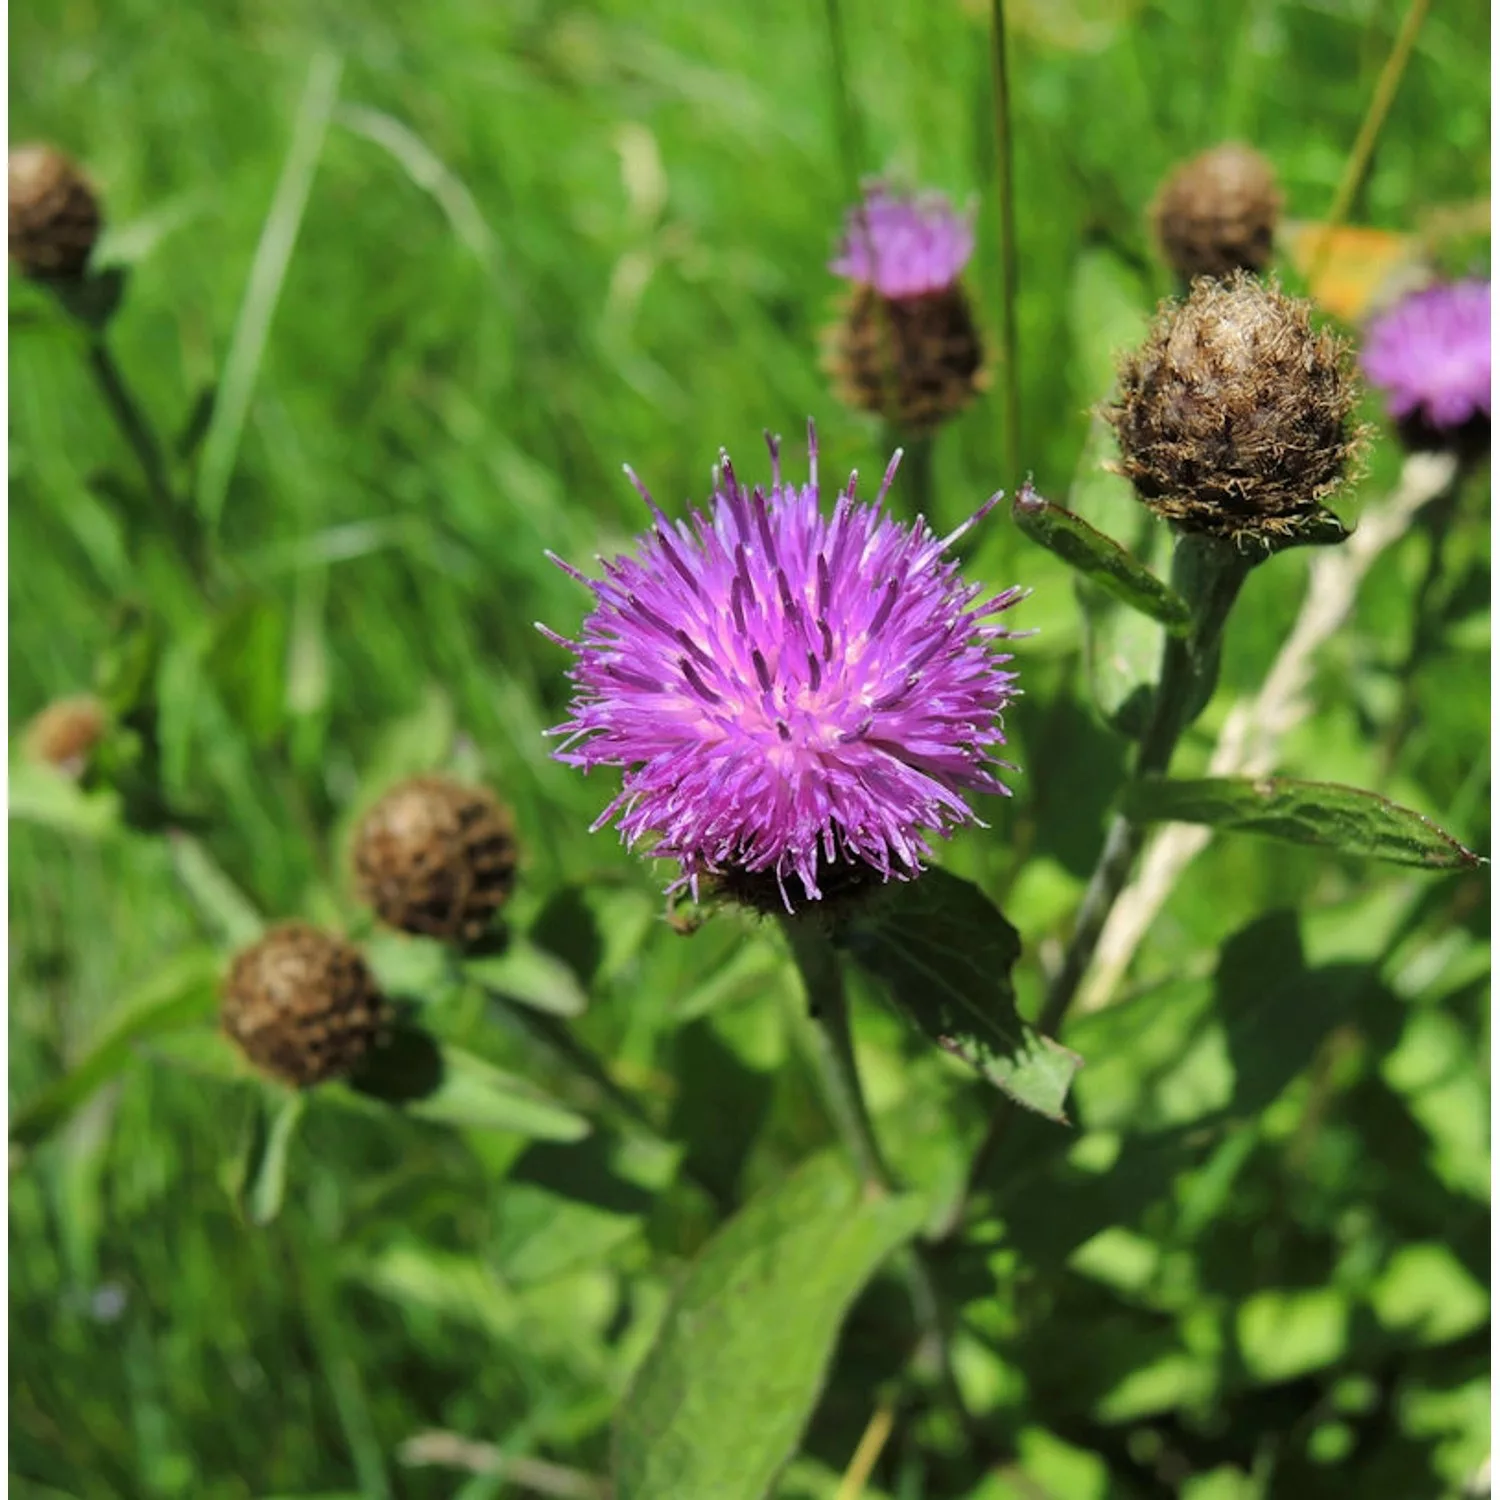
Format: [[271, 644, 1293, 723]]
[[9, 0, 1491, 1496]]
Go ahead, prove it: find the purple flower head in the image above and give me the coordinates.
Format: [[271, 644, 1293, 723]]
[[830, 181, 976, 300], [1361, 279, 1491, 432], [541, 424, 1023, 909]]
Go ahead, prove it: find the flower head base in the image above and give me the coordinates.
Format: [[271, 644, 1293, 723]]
[[830, 182, 976, 299], [1361, 279, 1490, 450], [9, 144, 102, 282], [543, 426, 1022, 911], [826, 183, 986, 435]]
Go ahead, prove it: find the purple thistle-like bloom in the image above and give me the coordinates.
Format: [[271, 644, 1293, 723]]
[[830, 182, 976, 300], [1361, 279, 1491, 432], [541, 424, 1023, 908]]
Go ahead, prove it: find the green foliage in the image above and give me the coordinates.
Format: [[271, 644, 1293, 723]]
[[9, 0, 1489, 1497], [613, 1152, 925, 1499]]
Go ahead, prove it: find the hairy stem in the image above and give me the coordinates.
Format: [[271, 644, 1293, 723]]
[[949, 534, 1251, 1232]]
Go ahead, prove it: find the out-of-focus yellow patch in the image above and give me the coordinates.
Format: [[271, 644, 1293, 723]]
[[1281, 222, 1427, 324], [1282, 201, 1488, 323]]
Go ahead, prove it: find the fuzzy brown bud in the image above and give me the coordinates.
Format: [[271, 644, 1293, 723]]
[[1150, 143, 1282, 283], [21, 694, 108, 778], [9, 144, 102, 281], [826, 283, 987, 436], [222, 923, 388, 1088], [353, 776, 518, 943], [1107, 273, 1363, 543]]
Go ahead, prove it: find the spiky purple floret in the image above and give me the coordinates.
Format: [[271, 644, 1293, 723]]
[[1361, 279, 1491, 431], [541, 424, 1022, 907], [830, 181, 976, 300]]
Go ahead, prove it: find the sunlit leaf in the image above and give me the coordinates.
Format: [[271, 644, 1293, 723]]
[[1123, 776, 1481, 869], [613, 1151, 924, 1500]]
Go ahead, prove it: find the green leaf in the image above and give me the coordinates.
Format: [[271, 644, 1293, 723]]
[[167, 831, 266, 946], [240, 1089, 307, 1226], [10, 948, 222, 1149], [839, 870, 1080, 1122], [7, 761, 123, 840], [333, 1030, 591, 1142], [612, 1152, 924, 1500], [1012, 483, 1190, 634], [1122, 776, 1482, 870], [463, 941, 589, 1017]]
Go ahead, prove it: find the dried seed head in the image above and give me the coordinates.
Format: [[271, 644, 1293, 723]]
[[826, 283, 987, 435], [1108, 272, 1363, 542], [222, 923, 388, 1088], [22, 694, 108, 778], [9, 144, 102, 281], [1151, 143, 1282, 283], [353, 776, 518, 942]]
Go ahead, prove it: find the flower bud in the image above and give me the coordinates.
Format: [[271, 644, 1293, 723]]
[[1150, 143, 1282, 283], [21, 694, 108, 778], [1108, 272, 1363, 543], [826, 183, 986, 435], [8, 144, 102, 281], [222, 924, 388, 1088], [353, 776, 518, 942]]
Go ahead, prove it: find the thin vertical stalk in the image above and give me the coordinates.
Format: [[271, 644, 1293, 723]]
[[85, 337, 208, 588], [1309, 0, 1432, 285], [988, 0, 1021, 482], [822, 0, 865, 205]]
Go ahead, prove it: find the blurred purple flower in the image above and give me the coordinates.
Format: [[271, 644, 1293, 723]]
[[830, 182, 976, 300], [1361, 279, 1491, 432], [541, 425, 1023, 907]]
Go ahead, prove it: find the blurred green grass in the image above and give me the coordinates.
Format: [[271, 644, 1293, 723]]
[[9, 0, 1490, 1495]]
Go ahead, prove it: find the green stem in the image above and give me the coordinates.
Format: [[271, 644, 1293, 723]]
[[821, 0, 865, 205], [947, 533, 1251, 1234], [85, 337, 208, 588], [988, 0, 1021, 482], [781, 919, 973, 1426], [1040, 533, 1250, 1034]]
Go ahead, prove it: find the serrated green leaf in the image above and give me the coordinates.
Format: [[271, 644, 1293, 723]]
[[612, 1151, 924, 1500], [463, 941, 589, 1017], [840, 870, 1079, 1122], [1123, 776, 1481, 869], [1013, 483, 1190, 633], [10, 948, 222, 1149]]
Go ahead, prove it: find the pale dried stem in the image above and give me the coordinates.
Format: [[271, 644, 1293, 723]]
[[1075, 449, 1460, 1015]]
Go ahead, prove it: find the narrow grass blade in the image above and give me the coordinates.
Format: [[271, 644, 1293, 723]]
[[196, 52, 343, 531]]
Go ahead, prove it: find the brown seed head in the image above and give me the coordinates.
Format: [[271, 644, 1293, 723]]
[[22, 694, 108, 778], [1151, 143, 1282, 283], [9, 144, 102, 281], [222, 923, 388, 1088], [826, 282, 987, 436], [353, 776, 518, 943], [1107, 272, 1363, 542]]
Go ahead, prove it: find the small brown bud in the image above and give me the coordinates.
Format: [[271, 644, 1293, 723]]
[[21, 694, 108, 778], [353, 776, 518, 943], [9, 144, 102, 281], [222, 923, 388, 1088], [1107, 272, 1363, 543], [826, 283, 987, 436], [1151, 143, 1282, 283]]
